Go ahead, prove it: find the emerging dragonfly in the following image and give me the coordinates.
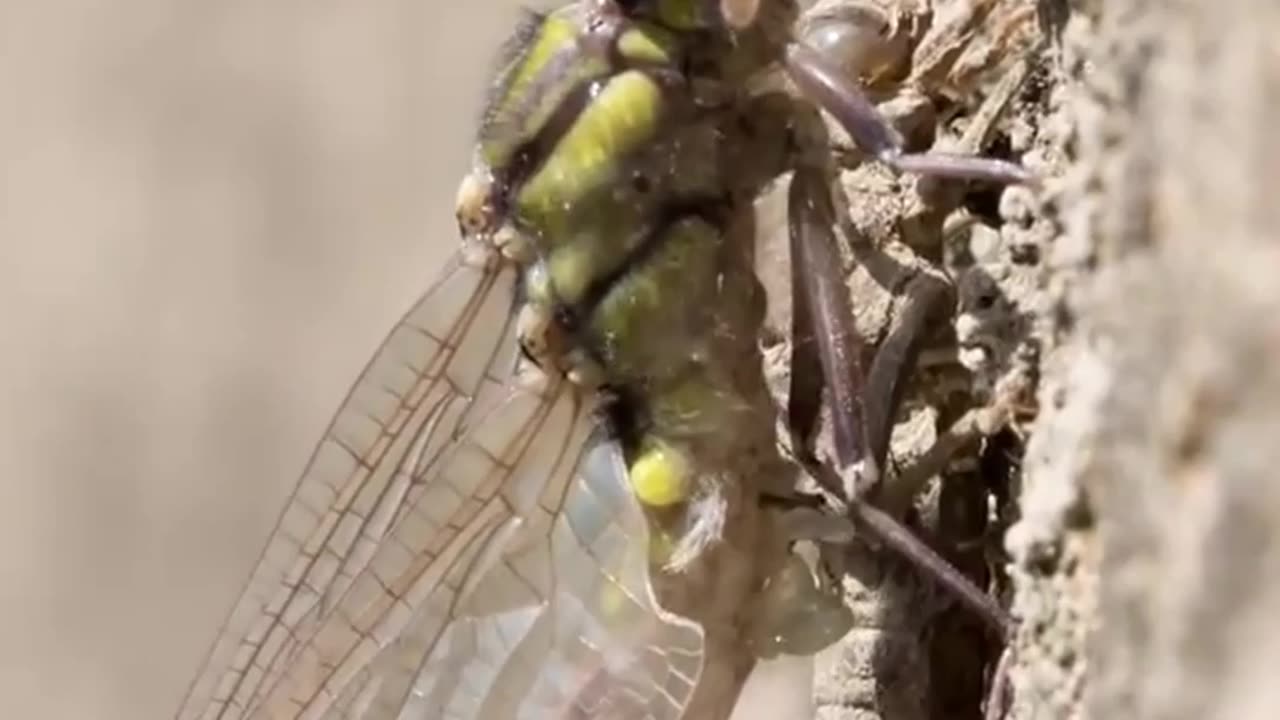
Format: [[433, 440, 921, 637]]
[[176, 1, 1031, 718]]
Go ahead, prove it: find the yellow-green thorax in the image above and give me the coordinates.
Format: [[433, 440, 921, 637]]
[[461, 3, 786, 511]]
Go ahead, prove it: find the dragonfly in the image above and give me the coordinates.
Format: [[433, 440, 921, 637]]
[[175, 1, 1031, 718]]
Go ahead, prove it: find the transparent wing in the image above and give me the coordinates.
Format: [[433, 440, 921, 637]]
[[298, 393, 707, 720], [176, 248, 522, 720], [178, 247, 707, 720]]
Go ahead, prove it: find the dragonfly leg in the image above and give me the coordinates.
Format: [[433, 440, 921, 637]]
[[882, 369, 1028, 517], [783, 40, 1035, 186], [785, 157, 1013, 639]]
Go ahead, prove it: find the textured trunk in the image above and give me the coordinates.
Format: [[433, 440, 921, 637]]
[[1006, 0, 1280, 718]]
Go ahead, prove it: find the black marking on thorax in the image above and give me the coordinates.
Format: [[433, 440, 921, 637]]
[[484, 11, 698, 223]]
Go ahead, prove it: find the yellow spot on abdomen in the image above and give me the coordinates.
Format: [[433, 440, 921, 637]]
[[629, 441, 692, 507]]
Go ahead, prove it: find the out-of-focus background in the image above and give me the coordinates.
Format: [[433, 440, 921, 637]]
[[0, 2, 527, 716]]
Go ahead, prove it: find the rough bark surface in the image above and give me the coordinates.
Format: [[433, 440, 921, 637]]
[[769, 0, 1280, 717], [1006, 0, 1280, 718]]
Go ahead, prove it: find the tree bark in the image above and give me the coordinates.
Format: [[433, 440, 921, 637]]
[[1007, 0, 1280, 717]]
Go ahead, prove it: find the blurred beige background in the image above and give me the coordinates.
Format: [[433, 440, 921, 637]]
[[0, 1, 527, 716]]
